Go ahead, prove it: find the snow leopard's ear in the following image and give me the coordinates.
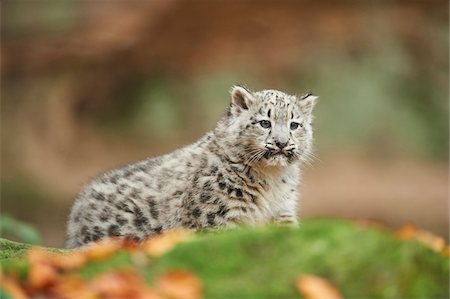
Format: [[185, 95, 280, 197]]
[[230, 85, 254, 110], [297, 92, 318, 115]]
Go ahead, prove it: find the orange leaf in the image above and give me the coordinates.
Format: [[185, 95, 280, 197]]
[[156, 270, 203, 299], [28, 261, 58, 290], [396, 224, 446, 252], [143, 230, 192, 257], [90, 270, 163, 299], [50, 251, 87, 271], [83, 238, 122, 261], [296, 275, 342, 299], [49, 275, 97, 299], [396, 224, 417, 240]]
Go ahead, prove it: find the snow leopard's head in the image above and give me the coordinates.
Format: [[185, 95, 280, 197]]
[[218, 85, 318, 167]]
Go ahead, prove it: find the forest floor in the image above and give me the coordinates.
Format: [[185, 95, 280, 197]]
[[1, 219, 448, 299]]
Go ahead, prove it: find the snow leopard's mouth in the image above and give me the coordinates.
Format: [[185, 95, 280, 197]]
[[263, 149, 295, 160]]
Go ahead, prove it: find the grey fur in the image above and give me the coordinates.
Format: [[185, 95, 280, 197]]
[[66, 86, 318, 248]]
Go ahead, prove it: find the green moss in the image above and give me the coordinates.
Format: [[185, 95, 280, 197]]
[[0, 238, 33, 260], [0, 238, 66, 260], [145, 219, 449, 299]]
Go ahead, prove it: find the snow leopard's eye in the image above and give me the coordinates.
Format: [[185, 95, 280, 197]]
[[259, 120, 271, 129], [290, 122, 302, 130]]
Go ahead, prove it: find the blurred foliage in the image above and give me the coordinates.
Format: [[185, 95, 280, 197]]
[[98, 41, 448, 159], [0, 214, 42, 245], [295, 46, 448, 159], [2, 0, 80, 37]]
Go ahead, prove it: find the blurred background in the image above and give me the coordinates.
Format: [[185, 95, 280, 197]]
[[1, 0, 448, 247]]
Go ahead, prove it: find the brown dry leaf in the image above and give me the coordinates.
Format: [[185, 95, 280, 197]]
[[296, 275, 342, 299], [396, 223, 417, 240], [50, 251, 87, 271], [27, 249, 59, 290], [156, 269, 203, 299], [49, 275, 97, 299], [90, 270, 140, 298], [28, 261, 58, 290], [83, 238, 122, 261], [396, 224, 446, 252], [143, 229, 192, 257], [90, 270, 163, 299]]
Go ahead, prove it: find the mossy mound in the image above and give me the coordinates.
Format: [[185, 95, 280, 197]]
[[1, 219, 448, 299]]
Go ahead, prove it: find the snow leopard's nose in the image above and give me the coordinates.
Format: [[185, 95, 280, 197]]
[[275, 140, 288, 150]]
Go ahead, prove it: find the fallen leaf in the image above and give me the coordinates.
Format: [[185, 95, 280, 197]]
[[49, 251, 87, 271], [83, 238, 122, 261], [156, 269, 203, 299], [90, 270, 141, 298], [296, 275, 342, 299], [49, 275, 96, 299], [396, 224, 417, 240], [396, 224, 446, 252], [27, 249, 58, 290], [90, 270, 163, 299], [28, 261, 58, 290], [143, 230, 192, 257]]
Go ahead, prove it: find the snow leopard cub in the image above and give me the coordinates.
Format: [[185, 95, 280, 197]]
[[66, 86, 318, 248]]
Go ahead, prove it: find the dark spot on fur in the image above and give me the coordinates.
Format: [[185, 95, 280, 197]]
[[219, 182, 226, 190], [211, 166, 218, 175], [227, 106, 232, 117], [281, 178, 287, 184], [83, 235, 92, 244], [192, 175, 199, 186], [203, 181, 212, 191], [200, 192, 211, 203], [235, 188, 243, 198], [110, 175, 119, 184], [116, 214, 128, 225], [217, 204, 229, 217], [207, 213, 216, 226], [74, 212, 81, 222], [250, 194, 257, 203], [227, 187, 233, 195], [129, 189, 140, 199], [99, 209, 110, 222], [147, 199, 159, 220], [92, 191, 106, 201], [81, 225, 89, 235], [107, 194, 116, 203], [241, 207, 247, 213], [172, 190, 183, 197], [83, 214, 94, 223], [133, 206, 148, 228], [192, 207, 202, 218], [152, 226, 162, 234], [116, 202, 133, 213], [92, 226, 104, 241], [108, 224, 121, 236]]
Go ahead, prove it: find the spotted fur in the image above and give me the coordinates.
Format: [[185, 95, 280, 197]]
[[66, 86, 318, 248]]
